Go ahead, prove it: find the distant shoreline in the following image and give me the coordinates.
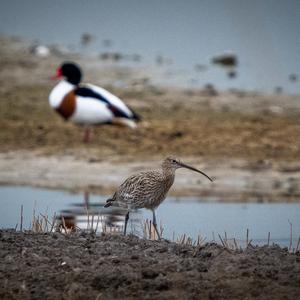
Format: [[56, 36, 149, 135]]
[[0, 151, 299, 202]]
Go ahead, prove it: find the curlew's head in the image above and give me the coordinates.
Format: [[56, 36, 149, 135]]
[[162, 156, 213, 182]]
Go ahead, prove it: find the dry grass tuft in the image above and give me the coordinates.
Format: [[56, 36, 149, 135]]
[[15, 205, 300, 253]]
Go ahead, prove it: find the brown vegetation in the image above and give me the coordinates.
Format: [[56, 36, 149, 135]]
[[1, 83, 300, 163]]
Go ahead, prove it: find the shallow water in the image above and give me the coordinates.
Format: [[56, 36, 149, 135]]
[[0, 185, 299, 248]]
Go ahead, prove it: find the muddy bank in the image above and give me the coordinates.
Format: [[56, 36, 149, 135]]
[[0, 151, 300, 201], [0, 230, 299, 300]]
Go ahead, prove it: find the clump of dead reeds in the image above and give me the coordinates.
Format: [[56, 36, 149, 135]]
[[142, 219, 164, 240], [176, 233, 207, 247], [16, 204, 57, 233]]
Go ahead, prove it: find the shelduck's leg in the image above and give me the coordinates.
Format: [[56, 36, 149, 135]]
[[83, 126, 91, 143], [84, 191, 89, 209]]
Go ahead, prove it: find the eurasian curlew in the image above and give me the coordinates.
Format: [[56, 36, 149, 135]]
[[104, 157, 213, 239]]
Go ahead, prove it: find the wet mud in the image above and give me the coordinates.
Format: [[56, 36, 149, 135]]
[[0, 230, 299, 299]]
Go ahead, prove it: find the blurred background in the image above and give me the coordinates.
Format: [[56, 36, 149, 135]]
[[1, 0, 300, 93], [0, 0, 299, 246]]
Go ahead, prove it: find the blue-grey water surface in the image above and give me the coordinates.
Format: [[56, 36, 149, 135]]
[[0, 185, 299, 248]]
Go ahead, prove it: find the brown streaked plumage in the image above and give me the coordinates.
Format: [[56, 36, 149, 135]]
[[104, 156, 213, 239]]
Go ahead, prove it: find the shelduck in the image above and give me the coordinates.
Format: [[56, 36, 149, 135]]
[[49, 62, 140, 142]]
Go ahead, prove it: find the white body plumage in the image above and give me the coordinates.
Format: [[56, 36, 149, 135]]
[[49, 62, 139, 129], [49, 81, 135, 126]]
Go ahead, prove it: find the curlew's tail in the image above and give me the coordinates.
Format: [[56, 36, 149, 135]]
[[104, 198, 114, 208]]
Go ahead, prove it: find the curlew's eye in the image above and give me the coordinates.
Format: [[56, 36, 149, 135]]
[[172, 159, 176, 163]]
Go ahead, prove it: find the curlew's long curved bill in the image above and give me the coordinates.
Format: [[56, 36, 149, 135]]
[[179, 162, 213, 182]]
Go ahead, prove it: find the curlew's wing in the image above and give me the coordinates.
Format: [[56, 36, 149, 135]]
[[114, 170, 165, 209]]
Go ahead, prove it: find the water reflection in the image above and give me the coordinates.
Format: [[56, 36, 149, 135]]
[[56, 191, 142, 235], [0, 186, 299, 247]]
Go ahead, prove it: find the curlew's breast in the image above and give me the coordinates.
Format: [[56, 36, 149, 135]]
[[115, 170, 175, 210]]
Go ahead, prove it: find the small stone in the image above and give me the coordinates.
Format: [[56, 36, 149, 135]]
[[142, 269, 159, 279]]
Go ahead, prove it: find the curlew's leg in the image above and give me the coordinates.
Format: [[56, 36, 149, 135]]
[[152, 210, 161, 240], [124, 211, 129, 236]]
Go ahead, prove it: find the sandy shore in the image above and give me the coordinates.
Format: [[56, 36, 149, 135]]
[[0, 230, 299, 300], [1, 151, 299, 201]]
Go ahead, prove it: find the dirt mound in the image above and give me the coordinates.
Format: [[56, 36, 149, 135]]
[[0, 230, 299, 299]]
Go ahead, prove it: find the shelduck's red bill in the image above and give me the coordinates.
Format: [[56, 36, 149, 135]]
[[50, 68, 62, 80]]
